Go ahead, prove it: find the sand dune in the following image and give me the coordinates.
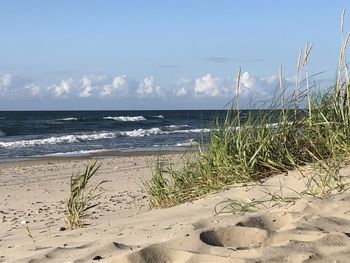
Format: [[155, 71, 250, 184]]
[[1, 155, 350, 262], [120, 192, 350, 263]]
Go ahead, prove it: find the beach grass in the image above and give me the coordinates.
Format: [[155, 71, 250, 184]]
[[66, 161, 105, 229], [214, 186, 300, 215], [145, 11, 350, 208], [302, 158, 349, 198]]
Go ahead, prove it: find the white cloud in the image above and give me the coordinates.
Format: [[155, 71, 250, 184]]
[[192, 71, 295, 100], [0, 71, 298, 109], [112, 75, 127, 90], [175, 87, 188, 97], [239, 72, 280, 97], [79, 76, 93, 98], [79, 86, 93, 98], [0, 74, 40, 98], [1, 74, 12, 87], [137, 76, 162, 97], [194, 74, 229, 97], [78, 75, 111, 98], [240, 72, 256, 89], [174, 78, 192, 97], [0, 74, 12, 96], [100, 74, 129, 97], [25, 84, 41, 97], [50, 79, 72, 97]]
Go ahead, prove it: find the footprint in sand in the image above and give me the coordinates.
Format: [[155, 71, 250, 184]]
[[199, 212, 294, 250], [199, 225, 269, 249], [122, 244, 237, 263], [120, 213, 295, 262], [298, 216, 350, 233], [118, 212, 350, 263], [235, 212, 294, 232]]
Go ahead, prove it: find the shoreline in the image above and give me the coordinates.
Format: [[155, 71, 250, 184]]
[[0, 147, 192, 166]]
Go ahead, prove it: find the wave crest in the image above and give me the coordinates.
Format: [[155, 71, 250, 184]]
[[120, 128, 161, 137], [162, 125, 190, 131], [0, 132, 116, 149], [103, 116, 147, 122], [175, 139, 198, 147], [152, 115, 164, 119], [59, 117, 78, 121], [120, 127, 210, 137], [39, 149, 107, 157], [0, 127, 211, 148], [0, 135, 78, 148]]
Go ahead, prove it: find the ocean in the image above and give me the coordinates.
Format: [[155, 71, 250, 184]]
[[0, 110, 227, 162]]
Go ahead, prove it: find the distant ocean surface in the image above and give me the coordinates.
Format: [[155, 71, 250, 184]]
[[0, 110, 227, 162]]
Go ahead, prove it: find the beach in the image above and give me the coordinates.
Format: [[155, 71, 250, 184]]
[[2, 153, 350, 262], [0, 153, 170, 262], [1, 1, 350, 262]]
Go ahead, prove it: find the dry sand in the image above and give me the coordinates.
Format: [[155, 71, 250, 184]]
[[1, 153, 350, 262]]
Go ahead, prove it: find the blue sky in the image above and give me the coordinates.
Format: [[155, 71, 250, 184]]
[[0, 0, 349, 110]]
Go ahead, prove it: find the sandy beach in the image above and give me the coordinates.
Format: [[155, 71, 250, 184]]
[[1, 153, 350, 262], [2, 1, 350, 262]]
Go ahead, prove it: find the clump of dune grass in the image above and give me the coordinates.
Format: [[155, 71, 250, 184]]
[[214, 186, 300, 215], [302, 158, 349, 198], [145, 11, 350, 208], [66, 161, 105, 229]]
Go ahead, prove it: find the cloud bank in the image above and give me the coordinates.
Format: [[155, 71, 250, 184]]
[[0, 71, 297, 109]]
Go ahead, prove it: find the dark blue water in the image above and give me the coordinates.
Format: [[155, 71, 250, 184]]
[[0, 110, 227, 161]]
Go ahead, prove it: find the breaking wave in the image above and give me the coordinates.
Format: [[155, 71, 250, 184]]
[[0, 127, 211, 149], [163, 125, 190, 131], [0, 129, 5, 137], [39, 149, 107, 157], [171, 128, 211, 134], [152, 115, 164, 119], [58, 117, 79, 121], [175, 139, 198, 147], [103, 116, 147, 122], [120, 127, 210, 137], [0, 132, 116, 149], [120, 128, 162, 137]]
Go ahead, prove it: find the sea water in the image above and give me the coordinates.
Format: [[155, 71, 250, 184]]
[[0, 110, 228, 162]]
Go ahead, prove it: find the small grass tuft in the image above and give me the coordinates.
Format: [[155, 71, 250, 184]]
[[21, 220, 34, 241], [302, 159, 349, 198], [66, 161, 105, 229], [214, 185, 300, 215]]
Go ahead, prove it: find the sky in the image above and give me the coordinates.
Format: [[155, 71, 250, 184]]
[[0, 0, 349, 110]]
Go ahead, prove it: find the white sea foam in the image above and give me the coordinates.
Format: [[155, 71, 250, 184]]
[[153, 115, 164, 119], [170, 128, 211, 134], [103, 116, 147, 122], [0, 127, 212, 149], [0, 132, 116, 149], [119, 127, 211, 137], [39, 149, 107, 157], [163, 125, 190, 130], [120, 128, 162, 137], [0, 135, 79, 148], [59, 117, 78, 121], [175, 139, 198, 147], [76, 132, 116, 141]]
